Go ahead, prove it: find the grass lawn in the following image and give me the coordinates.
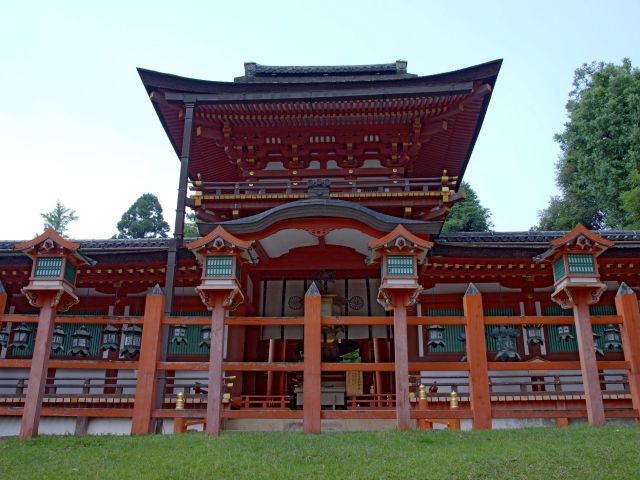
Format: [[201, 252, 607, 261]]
[[0, 425, 639, 479]]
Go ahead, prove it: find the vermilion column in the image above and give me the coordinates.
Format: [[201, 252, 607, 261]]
[[615, 283, 640, 424], [392, 293, 411, 430], [0, 282, 7, 319], [463, 284, 492, 430], [206, 293, 227, 436], [572, 290, 605, 425], [131, 287, 165, 434], [303, 283, 322, 434], [20, 291, 57, 439]]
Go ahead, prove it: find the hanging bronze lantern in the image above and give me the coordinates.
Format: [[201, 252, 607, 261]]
[[172, 325, 188, 345], [121, 324, 142, 357], [0, 327, 10, 350], [426, 324, 446, 348], [603, 324, 623, 352], [557, 325, 574, 341], [69, 325, 92, 356], [200, 326, 211, 349], [10, 323, 32, 350], [457, 330, 467, 362], [525, 325, 544, 345], [100, 324, 120, 352], [592, 331, 604, 357], [50, 325, 67, 353], [491, 326, 521, 361]]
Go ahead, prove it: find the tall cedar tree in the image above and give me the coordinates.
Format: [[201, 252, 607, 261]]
[[441, 181, 493, 232], [40, 200, 78, 237], [116, 194, 170, 239], [183, 213, 200, 237], [536, 59, 640, 230]]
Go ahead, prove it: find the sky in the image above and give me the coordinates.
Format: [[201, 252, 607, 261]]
[[1, 0, 639, 240]]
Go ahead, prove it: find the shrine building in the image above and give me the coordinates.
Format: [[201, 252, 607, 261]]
[[1, 59, 640, 437]]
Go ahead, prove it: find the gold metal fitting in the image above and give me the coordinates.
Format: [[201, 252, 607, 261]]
[[224, 375, 237, 380], [225, 382, 234, 388], [222, 392, 231, 404], [450, 390, 459, 409], [175, 391, 185, 410], [418, 384, 428, 401]]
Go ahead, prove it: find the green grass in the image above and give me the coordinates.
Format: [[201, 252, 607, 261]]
[[1, 425, 639, 479]]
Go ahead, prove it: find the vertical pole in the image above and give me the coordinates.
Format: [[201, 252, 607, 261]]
[[463, 283, 492, 430], [19, 292, 56, 439], [131, 287, 165, 434], [572, 291, 605, 425], [0, 282, 7, 347], [164, 101, 196, 315], [206, 294, 226, 435], [303, 283, 321, 434], [392, 293, 411, 430], [615, 283, 640, 424]]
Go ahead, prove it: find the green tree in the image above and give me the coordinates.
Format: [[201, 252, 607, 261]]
[[442, 182, 493, 232], [40, 200, 78, 236], [183, 212, 200, 237], [536, 59, 640, 230], [115, 193, 170, 239]]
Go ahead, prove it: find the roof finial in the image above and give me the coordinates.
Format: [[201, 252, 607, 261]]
[[0, 281, 6, 295], [465, 283, 480, 295], [150, 284, 164, 295], [305, 282, 320, 297], [616, 282, 634, 297]]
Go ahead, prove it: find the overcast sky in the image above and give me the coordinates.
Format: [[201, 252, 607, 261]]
[[1, 0, 639, 240]]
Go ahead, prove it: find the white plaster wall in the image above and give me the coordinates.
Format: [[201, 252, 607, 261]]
[[420, 371, 470, 394], [87, 418, 132, 435], [53, 369, 105, 394], [116, 369, 137, 395], [0, 417, 21, 437], [492, 418, 556, 429], [0, 368, 29, 394], [39, 417, 76, 435]]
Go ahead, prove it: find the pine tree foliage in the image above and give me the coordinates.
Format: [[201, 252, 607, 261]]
[[442, 181, 493, 232], [40, 200, 78, 236], [115, 193, 170, 239]]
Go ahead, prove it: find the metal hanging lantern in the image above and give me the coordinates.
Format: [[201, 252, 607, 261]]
[[426, 324, 446, 348], [51, 325, 67, 353], [491, 326, 521, 361], [0, 327, 10, 349], [121, 324, 142, 357], [457, 330, 467, 362], [199, 326, 211, 349], [603, 324, 623, 352], [592, 331, 604, 357], [525, 324, 544, 345], [100, 324, 120, 352], [172, 325, 188, 345], [69, 325, 93, 356], [557, 325, 574, 342], [10, 323, 32, 350]]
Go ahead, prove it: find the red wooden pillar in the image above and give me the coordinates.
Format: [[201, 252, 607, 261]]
[[206, 293, 226, 436], [572, 290, 605, 425], [392, 293, 411, 430], [0, 282, 7, 334], [615, 283, 640, 424], [303, 283, 321, 434], [463, 283, 492, 430], [131, 286, 165, 435], [20, 291, 57, 439]]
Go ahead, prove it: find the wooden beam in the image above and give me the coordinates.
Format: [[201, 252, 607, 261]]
[[131, 289, 165, 435], [303, 283, 322, 434], [463, 284, 492, 430], [20, 292, 58, 439], [615, 284, 640, 424], [0, 359, 138, 370]]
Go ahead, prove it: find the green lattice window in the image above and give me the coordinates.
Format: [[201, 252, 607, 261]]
[[567, 254, 595, 275], [34, 257, 62, 277], [386, 256, 414, 276], [483, 308, 515, 351], [205, 256, 233, 277], [553, 258, 566, 281], [64, 261, 76, 284]]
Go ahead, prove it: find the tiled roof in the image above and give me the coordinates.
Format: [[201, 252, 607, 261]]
[[435, 230, 640, 247]]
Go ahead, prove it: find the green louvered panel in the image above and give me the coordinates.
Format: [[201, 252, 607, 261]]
[[567, 254, 595, 274], [553, 258, 566, 281], [424, 309, 465, 353], [589, 304, 616, 316], [205, 256, 233, 277], [63, 261, 76, 284], [50, 324, 103, 357], [593, 324, 608, 350], [484, 308, 515, 351], [386, 256, 414, 276], [58, 310, 105, 316], [543, 305, 573, 316], [168, 325, 210, 356], [34, 257, 62, 277]]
